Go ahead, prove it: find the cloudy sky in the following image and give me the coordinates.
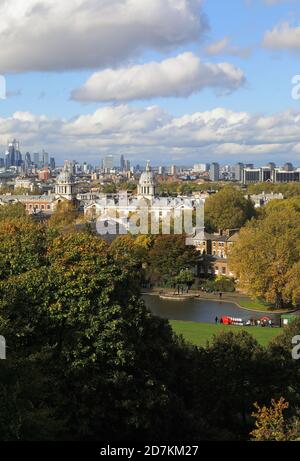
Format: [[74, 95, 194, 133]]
[[1, 0, 300, 166]]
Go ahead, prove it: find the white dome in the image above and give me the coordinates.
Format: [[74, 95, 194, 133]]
[[137, 161, 157, 199], [139, 170, 155, 186], [139, 161, 156, 186], [57, 170, 74, 184]]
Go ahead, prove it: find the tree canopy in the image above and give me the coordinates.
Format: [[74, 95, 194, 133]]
[[230, 202, 300, 308], [148, 235, 199, 286], [205, 186, 256, 232]]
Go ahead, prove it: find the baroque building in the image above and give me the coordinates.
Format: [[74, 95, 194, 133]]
[[0, 168, 77, 216], [84, 162, 203, 235]]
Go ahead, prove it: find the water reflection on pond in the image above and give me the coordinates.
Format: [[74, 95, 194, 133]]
[[143, 295, 282, 325]]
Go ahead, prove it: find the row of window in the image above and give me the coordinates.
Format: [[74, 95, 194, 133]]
[[215, 266, 227, 275], [26, 204, 51, 211]]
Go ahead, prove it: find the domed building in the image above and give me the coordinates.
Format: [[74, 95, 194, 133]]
[[55, 169, 76, 201], [137, 161, 157, 200]]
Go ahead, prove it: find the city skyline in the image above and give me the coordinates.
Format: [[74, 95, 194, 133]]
[[5, 138, 300, 171]]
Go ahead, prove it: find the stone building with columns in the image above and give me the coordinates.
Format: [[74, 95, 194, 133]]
[[84, 161, 203, 235], [0, 168, 77, 216]]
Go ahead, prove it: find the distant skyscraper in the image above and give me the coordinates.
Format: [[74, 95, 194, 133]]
[[33, 152, 40, 167], [50, 157, 56, 170], [120, 155, 126, 171], [41, 150, 49, 167], [170, 165, 177, 176], [25, 152, 32, 171], [103, 155, 114, 170], [210, 163, 220, 182], [5, 139, 22, 168], [125, 160, 131, 172], [235, 163, 244, 182]]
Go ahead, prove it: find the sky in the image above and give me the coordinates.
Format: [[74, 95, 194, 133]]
[[1, 0, 300, 166]]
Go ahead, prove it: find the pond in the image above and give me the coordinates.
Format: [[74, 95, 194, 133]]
[[143, 295, 282, 325]]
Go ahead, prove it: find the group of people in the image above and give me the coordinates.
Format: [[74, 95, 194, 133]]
[[214, 316, 273, 328], [215, 316, 224, 325]]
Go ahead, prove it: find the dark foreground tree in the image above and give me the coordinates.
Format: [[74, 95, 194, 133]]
[[195, 331, 276, 440], [0, 231, 201, 441]]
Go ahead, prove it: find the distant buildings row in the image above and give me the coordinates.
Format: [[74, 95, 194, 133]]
[[1, 139, 56, 171], [100, 154, 179, 178], [240, 163, 300, 184], [3, 139, 300, 185], [193, 162, 300, 184]]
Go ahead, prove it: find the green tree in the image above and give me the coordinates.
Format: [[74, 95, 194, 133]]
[[0, 231, 202, 441], [149, 235, 199, 286], [201, 331, 275, 438], [0, 203, 28, 220], [205, 186, 256, 232], [267, 318, 300, 407], [0, 218, 47, 280], [174, 269, 195, 292]]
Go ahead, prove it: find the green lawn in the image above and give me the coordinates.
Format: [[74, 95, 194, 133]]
[[170, 320, 283, 348], [237, 299, 274, 312]]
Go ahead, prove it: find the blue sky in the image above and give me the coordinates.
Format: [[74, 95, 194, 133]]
[[1, 0, 300, 165]]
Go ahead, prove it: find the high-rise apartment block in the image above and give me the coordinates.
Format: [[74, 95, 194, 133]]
[[210, 163, 220, 182]]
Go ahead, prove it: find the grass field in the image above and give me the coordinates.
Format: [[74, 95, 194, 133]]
[[170, 320, 283, 348], [237, 299, 275, 312]]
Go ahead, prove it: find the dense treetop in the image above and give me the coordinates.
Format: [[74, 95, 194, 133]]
[[205, 185, 256, 232]]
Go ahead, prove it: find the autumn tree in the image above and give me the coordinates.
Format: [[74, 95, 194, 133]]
[[205, 186, 256, 232], [251, 399, 300, 442], [230, 206, 300, 308], [48, 200, 79, 231]]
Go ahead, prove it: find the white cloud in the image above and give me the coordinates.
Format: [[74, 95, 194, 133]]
[[204, 37, 252, 58], [1, 106, 300, 165], [72, 52, 245, 102], [0, 0, 207, 72], [263, 22, 300, 51]]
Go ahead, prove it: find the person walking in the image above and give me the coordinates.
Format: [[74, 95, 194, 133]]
[[215, 316, 219, 325]]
